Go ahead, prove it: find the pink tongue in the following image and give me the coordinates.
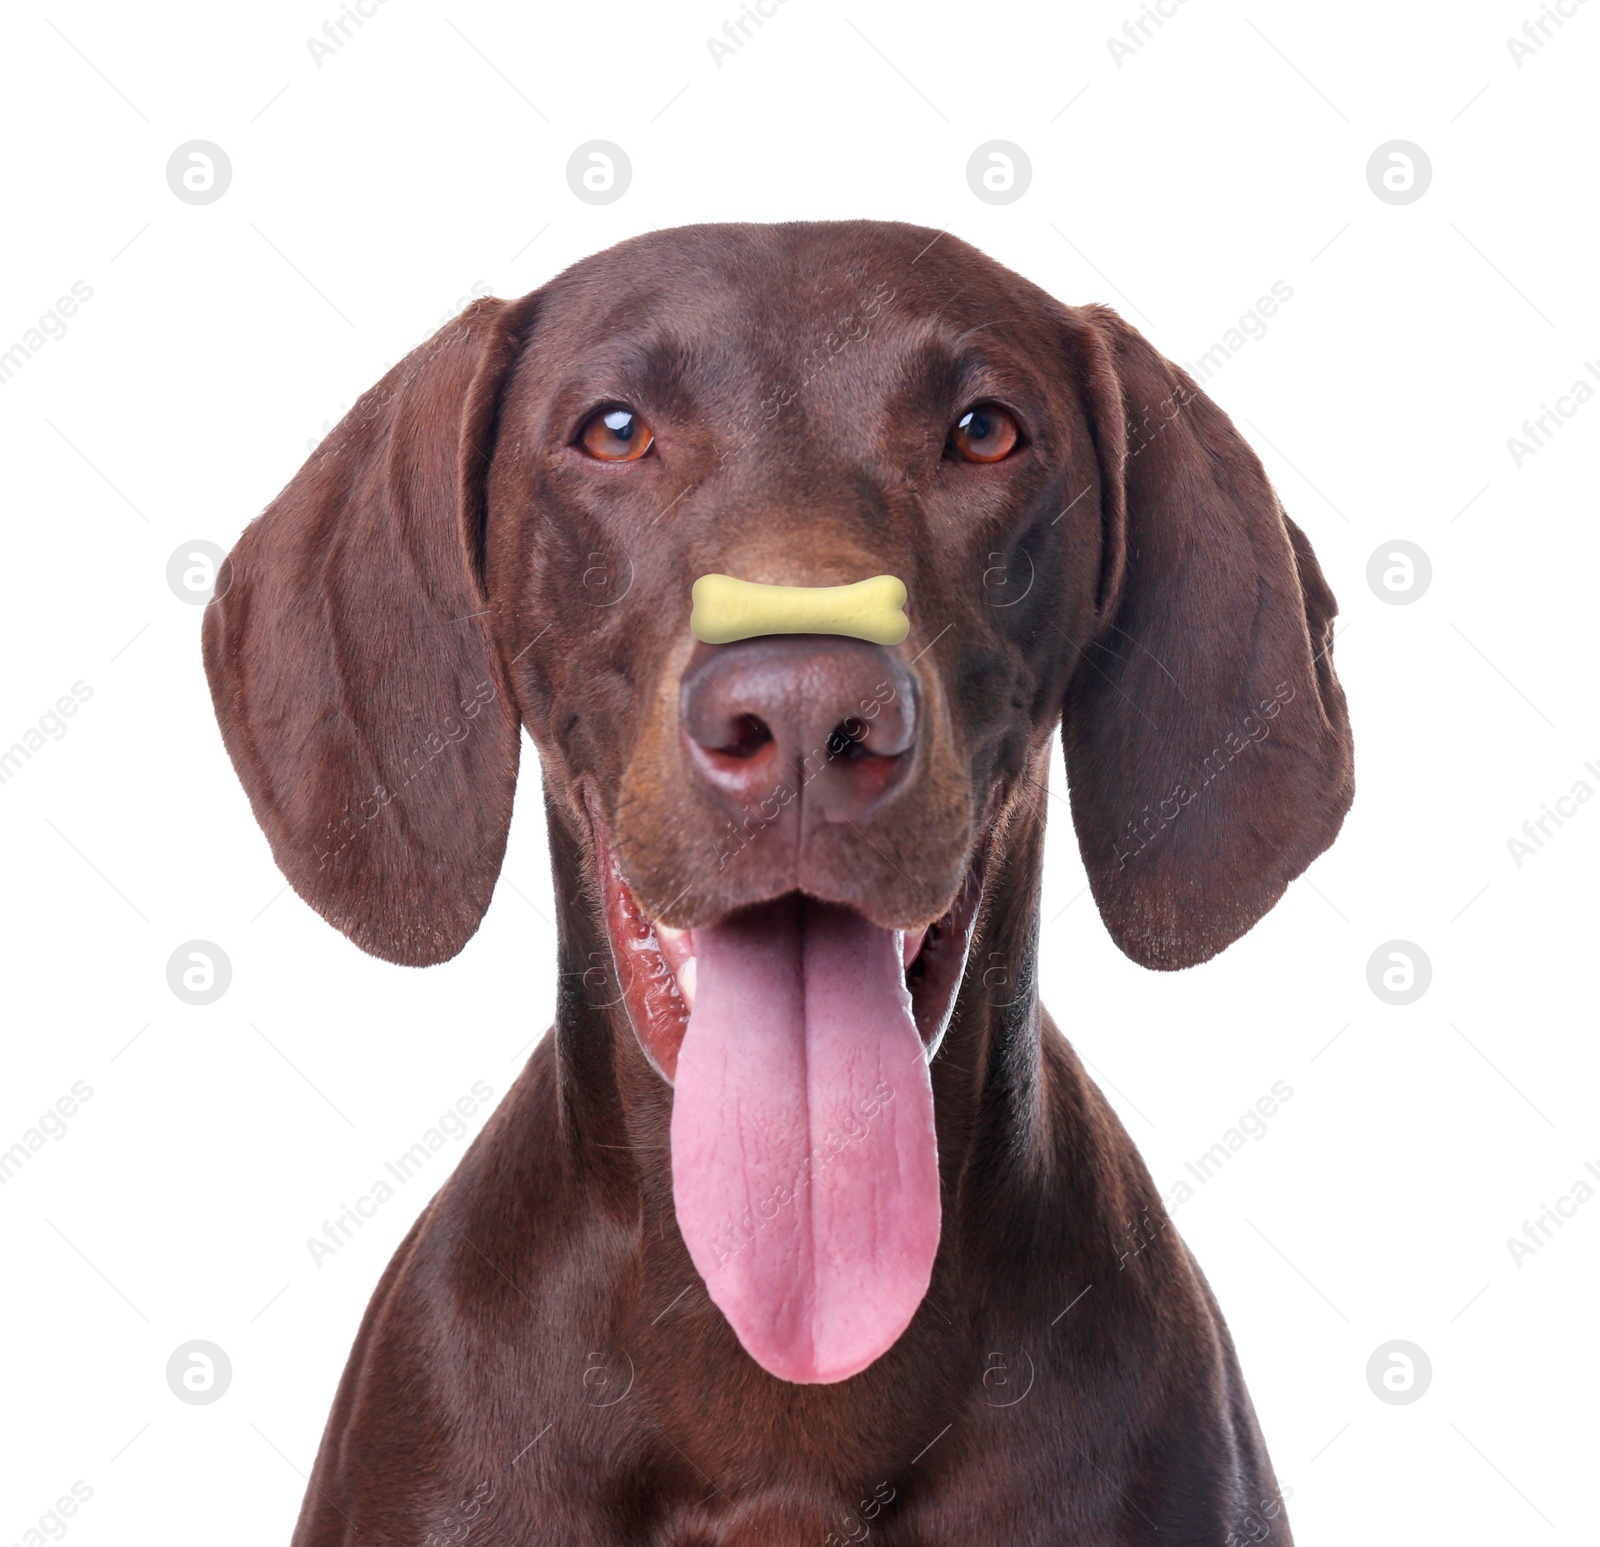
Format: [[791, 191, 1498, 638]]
[[670, 897, 941, 1384]]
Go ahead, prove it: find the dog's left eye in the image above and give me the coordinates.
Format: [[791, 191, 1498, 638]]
[[947, 404, 1020, 463], [578, 407, 654, 462]]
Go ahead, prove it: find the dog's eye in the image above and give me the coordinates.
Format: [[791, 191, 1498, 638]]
[[947, 404, 1020, 463], [579, 407, 654, 462]]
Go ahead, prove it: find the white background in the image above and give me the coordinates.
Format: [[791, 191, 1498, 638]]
[[3, 1, 1596, 1542]]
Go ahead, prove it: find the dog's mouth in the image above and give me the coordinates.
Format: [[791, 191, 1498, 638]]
[[589, 803, 985, 1385]]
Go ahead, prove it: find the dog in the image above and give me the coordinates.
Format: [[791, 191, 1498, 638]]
[[203, 220, 1353, 1545]]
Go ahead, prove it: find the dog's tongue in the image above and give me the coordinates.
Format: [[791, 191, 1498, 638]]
[[670, 897, 940, 1384]]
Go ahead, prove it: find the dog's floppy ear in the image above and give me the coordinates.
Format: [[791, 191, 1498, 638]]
[[1060, 304, 1353, 971], [203, 295, 537, 966]]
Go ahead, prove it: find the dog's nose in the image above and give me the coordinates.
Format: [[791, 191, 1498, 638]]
[[681, 636, 917, 823]]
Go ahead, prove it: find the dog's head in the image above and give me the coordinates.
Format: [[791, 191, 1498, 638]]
[[204, 220, 1352, 1385]]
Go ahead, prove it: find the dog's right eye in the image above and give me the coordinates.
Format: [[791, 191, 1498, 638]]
[[578, 407, 654, 462], [947, 403, 1020, 463]]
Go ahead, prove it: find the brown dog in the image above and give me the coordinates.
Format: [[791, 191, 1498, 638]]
[[204, 221, 1352, 1544]]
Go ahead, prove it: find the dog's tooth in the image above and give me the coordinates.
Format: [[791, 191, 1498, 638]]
[[654, 920, 694, 978], [677, 956, 697, 1010], [901, 928, 928, 969]]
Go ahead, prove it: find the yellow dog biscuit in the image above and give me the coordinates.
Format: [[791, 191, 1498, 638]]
[[690, 574, 909, 646]]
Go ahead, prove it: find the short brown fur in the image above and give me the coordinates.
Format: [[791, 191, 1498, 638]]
[[204, 221, 1352, 1545]]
